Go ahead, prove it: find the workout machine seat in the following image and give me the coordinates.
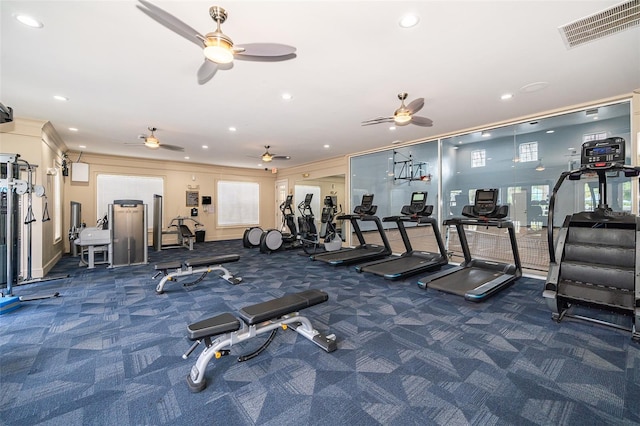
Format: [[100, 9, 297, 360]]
[[153, 254, 242, 294], [184, 289, 337, 393]]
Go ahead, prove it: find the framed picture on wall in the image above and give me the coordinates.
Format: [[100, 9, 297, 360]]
[[186, 190, 199, 207]]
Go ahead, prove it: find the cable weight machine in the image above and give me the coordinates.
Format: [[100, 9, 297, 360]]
[[1, 153, 60, 307]]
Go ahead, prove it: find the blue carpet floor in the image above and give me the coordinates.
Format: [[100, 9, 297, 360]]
[[1, 240, 639, 425]]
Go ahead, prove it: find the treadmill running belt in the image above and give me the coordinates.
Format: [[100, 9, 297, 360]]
[[428, 268, 503, 297]]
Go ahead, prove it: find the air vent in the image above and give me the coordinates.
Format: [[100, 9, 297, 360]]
[[559, 0, 640, 49]]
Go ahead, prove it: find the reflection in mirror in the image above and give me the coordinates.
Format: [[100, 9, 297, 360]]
[[295, 174, 345, 241]]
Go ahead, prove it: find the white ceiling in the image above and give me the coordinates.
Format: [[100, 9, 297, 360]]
[[1, 1, 639, 169]]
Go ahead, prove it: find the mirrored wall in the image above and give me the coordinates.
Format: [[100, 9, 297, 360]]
[[350, 100, 632, 273]]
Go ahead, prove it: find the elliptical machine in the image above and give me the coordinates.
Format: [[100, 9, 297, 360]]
[[543, 137, 640, 340], [297, 193, 318, 242], [301, 195, 343, 255], [259, 194, 301, 253]]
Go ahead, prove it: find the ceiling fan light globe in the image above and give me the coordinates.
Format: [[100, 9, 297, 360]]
[[204, 35, 234, 64], [262, 154, 273, 162], [145, 136, 160, 148], [394, 113, 412, 125]]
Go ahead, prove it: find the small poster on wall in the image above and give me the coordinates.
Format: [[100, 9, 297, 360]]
[[186, 190, 199, 207]]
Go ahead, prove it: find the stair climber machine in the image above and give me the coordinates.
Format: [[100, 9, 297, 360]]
[[355, 191, 448, 280], [309, 194, 392, 266], [259, 194, 302, 253], [543, 137, 640, 340], [417, 188, 522, 302], [300, 195, 344, 255]]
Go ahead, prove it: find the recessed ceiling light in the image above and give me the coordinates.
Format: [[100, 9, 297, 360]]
[[399, 14, 420, 28], [389, 126, 396, 131], [452, 146, 459, 150], [228, 127, 236, 132], [546, 130, 555, 134], [79, 145, 86, 149], [202, 145, 208, 149], [184, 156, 190, 160], [323, 144, 330, 149], [69, 127, 78, 132], [15, 14, 43, 28], [281, 93, 292, 100], [592, 116, 598, 120], [391, 140, 402, 144], [53, 95, 68, 101], [500, 93, 513, 100]]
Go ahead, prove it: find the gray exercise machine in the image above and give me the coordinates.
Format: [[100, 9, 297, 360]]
[[152, 194, 202, 251], [109, 199, 148, 267], [1, 153, 61, 304], [153, 254, 243, 294], [544, 137, 640, 340], [182, 289, 337, 392]]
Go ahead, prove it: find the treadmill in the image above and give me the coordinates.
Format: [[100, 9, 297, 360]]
[[355, 191, 448, 280], [310, 194, 392, 266], [417, 188, 522, 302]]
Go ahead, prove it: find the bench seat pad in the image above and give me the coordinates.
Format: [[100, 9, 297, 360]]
[[184, 255, 240, 268], [155, 260, 183, 270], [187, 312, 241, 340], [239, 289, 328, 325]]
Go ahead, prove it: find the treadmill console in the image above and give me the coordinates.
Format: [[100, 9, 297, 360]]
[[400, 192, 432, 216], [354, 194, 377, 215], [581, 137, 625, 170], [461, 189, 507, 219], [474, 189, 498, 216]]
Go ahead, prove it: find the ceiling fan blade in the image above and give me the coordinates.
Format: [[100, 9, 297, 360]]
[[361, 116, 394, 123], [361, 120, 394, 126], [235, 43, 297, 58], [406, 98, 425, 114], [272, 155, 291, 160], [137, 0, 205, 48], [361, 118, 394, 126], [411, 116, 434, 127], [197, 60, 218, 85], [159, 144, 185, 152], [235, 53, 297, 63]]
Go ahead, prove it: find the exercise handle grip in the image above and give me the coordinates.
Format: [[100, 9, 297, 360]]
[[182, 340, 201, 359]]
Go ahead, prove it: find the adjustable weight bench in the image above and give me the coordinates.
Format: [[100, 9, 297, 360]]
[[182, 289, 337, 392], [153, 254, 242, 294]]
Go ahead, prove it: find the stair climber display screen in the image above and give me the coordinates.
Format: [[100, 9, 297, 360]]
[[543, 137, 640, 341]]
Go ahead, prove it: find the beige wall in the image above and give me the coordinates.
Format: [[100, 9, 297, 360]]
[[63, 151, 277, 252]]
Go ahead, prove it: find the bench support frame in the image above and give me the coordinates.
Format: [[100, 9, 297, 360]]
[[185, 312, 336, 392]]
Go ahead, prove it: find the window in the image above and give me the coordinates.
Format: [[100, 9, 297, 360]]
[[519, 142, 538, 162], [217, 181, 259, 226], [53, 165, 62, 241], [471, 149, 485, 168], [583, 132, 607, 142], [96, 175, 163, 222]]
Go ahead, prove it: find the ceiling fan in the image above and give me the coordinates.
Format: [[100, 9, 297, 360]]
[[260, 145, 290, 163], [129, 127, 184, 151], [137, 1, 297, 84], [362, 93, 434, 127]]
